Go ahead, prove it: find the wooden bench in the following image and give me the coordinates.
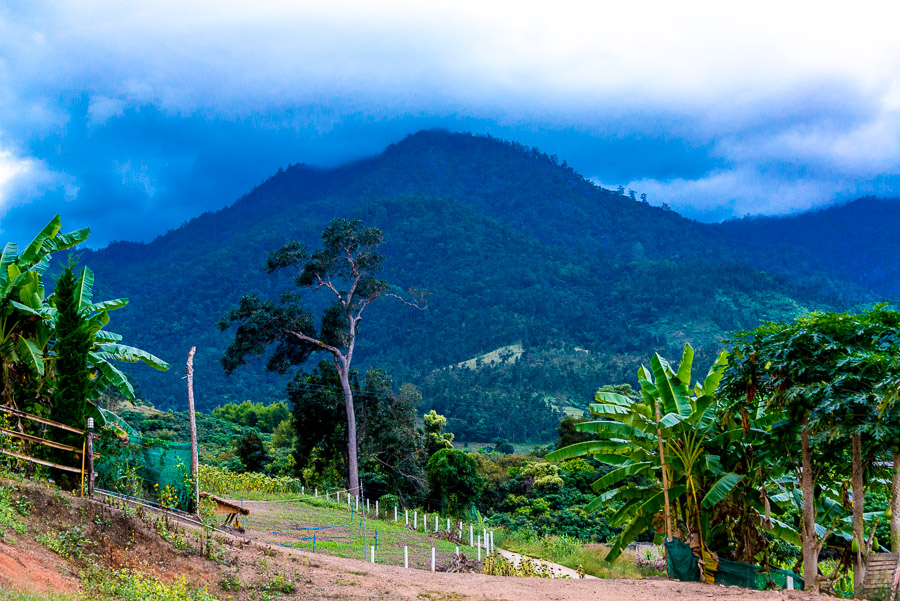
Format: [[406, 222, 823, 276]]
[[199, 492, 250, 527], [862, 553, 900, 601]]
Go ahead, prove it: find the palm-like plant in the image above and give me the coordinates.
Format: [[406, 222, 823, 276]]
[[0, 217, 89, 405], [548, 345, 756, 562], [1, 216, 168, 411]]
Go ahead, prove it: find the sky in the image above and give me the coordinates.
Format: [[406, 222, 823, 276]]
[[1, 1, 900, 247]]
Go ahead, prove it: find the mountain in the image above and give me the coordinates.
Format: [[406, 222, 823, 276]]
[[75, 130, 897, 442]]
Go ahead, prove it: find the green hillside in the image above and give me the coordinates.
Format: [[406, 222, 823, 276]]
[[72, 130, 892, 442]]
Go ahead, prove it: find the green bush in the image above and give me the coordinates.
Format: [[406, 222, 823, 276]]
[[426, 448, 482, 516]]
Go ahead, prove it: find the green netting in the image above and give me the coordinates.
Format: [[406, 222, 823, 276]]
[[715, 558, 804, 591], [665, 539, 803, 591], [666, 539, 701, 582], [92, 407, 194, 511]]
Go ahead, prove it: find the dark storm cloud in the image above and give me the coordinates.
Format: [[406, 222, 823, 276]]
[[1, 2, 899, 245]]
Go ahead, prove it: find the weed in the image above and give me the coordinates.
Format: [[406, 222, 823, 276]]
[[0, 485, 27, 538], [218, 573, 241, 591], [37, 525, 91, 560], [260, 574, 296, 594], [82, 565, 218, 601]]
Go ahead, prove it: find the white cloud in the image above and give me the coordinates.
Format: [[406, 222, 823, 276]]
[[0, 148, 36, 212]]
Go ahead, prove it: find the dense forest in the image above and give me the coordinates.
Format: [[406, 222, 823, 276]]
[[68, 130, 897, 442]]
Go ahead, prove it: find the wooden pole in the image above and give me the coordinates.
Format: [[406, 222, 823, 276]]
[[655, 399, 673, 541], [187, 347, 200, 516], [85, 417, 95, 498]]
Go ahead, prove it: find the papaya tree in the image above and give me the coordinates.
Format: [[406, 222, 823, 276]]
[[220, 218, 422, 495], [723, 306, 900, 595]]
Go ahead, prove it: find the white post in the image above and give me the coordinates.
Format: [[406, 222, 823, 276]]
[[404, 546, 409, 568], [455, 546, 459, 556], [315, 488, 318, 498], [302, 485, 304, 495], [356, 495, 359, 511], [434, 515, 438, 533], [431, 547, 435, 572], [405, 509, 408, 525], [423, 514, 427, 533], [446, 518, 450, 531], [469, 525, 473, 546], [376, 500, 379, 517], [477, 536, 481, 560], [786, 575, 794, 590], [371, 546, 375, 563], [490, 531, 494, 554], [367, 498, 370, 513], [414, 512, 417, 529], [483, 529, 487, 553], [458, 522, 463, 540], [395, 506, 398, 521]]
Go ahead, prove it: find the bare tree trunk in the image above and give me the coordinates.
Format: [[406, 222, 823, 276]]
[[337, 361, 359, 496], [187, 347, 200, 516], [893, 451, 900, 553], [852, 434, 865, 597], [800, 418, 819, 592]]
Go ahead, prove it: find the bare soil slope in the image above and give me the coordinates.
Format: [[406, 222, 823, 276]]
[[1, 480, 828, 601]]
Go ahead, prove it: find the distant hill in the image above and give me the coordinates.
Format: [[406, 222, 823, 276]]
[[75, 130, 896, 442]]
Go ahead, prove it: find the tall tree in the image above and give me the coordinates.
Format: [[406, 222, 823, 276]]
[[220, 218, 421, 494]]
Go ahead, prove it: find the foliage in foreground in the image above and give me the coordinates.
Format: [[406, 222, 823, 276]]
[[81, 566, 217, 601], [198, 463, 304, 496], [494, 530, 663, 579]]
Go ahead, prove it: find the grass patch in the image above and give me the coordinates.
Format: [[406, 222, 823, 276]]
[[494, 530, 663, 579], [240, 493, 468, 569]]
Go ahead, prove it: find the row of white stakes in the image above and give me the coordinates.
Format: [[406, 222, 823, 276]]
[[367, 532, 495, 571], [301, 488, 496, 568]]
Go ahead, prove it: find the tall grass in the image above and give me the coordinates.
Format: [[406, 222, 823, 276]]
[[494, 530, 664, 579]]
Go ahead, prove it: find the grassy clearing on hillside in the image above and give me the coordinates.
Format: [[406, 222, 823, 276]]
[[240, 495, 471, 569], [494, 531, 663, 579]]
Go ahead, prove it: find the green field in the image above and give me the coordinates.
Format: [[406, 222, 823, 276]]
[[235, 495, 488, 569]]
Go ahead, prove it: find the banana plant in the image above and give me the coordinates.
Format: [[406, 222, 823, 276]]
[[1, 216, 168, 408], [0, 217, 89, 404], [547, 345, 759, 561]]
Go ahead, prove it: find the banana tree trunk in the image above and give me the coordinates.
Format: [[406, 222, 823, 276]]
[[892, 451, 900, 553], [655, 399, 673, 541], [800, 417, 819, 592], [852, 434, 866, 597]]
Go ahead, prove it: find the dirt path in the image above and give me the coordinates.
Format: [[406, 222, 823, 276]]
[[495, 546, 596, 579], [244, 540, 825, 601]]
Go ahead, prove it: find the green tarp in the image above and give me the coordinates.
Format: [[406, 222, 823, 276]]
[[665, 538, 804, 591]]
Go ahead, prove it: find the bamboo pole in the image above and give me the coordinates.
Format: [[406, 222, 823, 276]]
[[187, 347, 200, 516], [0, 448, 83, 474], [0, 405, 83, 434]]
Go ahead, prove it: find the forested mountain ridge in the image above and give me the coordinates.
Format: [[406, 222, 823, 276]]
[[71, 130, 896, 441]]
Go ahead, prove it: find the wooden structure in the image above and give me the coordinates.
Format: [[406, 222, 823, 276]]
[[199, 492, 250, 527], [0, 404, 96, 493], [862, 553, 900, 601]]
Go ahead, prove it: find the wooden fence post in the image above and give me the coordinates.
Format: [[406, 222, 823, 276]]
[[85, 417, 95, 498]]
